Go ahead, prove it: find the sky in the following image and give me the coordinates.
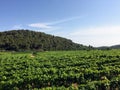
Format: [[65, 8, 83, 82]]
[[0, 0, 120, 47]]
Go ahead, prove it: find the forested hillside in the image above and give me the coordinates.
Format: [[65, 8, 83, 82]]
[[0, 30, 93, 51]]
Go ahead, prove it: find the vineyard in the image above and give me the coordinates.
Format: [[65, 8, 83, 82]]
[[1, 50, 120, 90]]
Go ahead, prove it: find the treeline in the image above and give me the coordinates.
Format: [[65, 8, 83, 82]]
[[0, 30, 93, 51]]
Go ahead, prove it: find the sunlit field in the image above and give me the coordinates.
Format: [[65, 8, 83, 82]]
[[1, 50, 120, 90]]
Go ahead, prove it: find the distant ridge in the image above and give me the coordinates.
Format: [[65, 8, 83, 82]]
[[0, 30, 93, 51], [97, 45, 120, 50], [110, 45, 120, 49]]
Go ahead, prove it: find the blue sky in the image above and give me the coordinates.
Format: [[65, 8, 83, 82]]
[[0, 0, 120, 46]]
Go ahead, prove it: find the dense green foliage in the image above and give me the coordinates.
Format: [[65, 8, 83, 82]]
[[1, 50, 120, 90], [0, 30, 92, 51]]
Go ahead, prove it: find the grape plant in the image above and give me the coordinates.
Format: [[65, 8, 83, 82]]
[[0, 50, 120, 90]]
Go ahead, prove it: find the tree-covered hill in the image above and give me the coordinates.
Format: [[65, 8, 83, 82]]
[[0, 30, 93, 51], [97, 45, 120, 50], [110, 45, 120, 49]]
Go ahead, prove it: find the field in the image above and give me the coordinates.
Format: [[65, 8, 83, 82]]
[[1, 50, 120, 90]]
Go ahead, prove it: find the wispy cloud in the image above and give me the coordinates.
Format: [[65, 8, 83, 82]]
[[28, 23, 52, 29], [68, 25, 120, 46], [47, 16, 82, 25], [11, 25, 23, 30], [28, 16, 82, 30], [70, 26, 120, 36]]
